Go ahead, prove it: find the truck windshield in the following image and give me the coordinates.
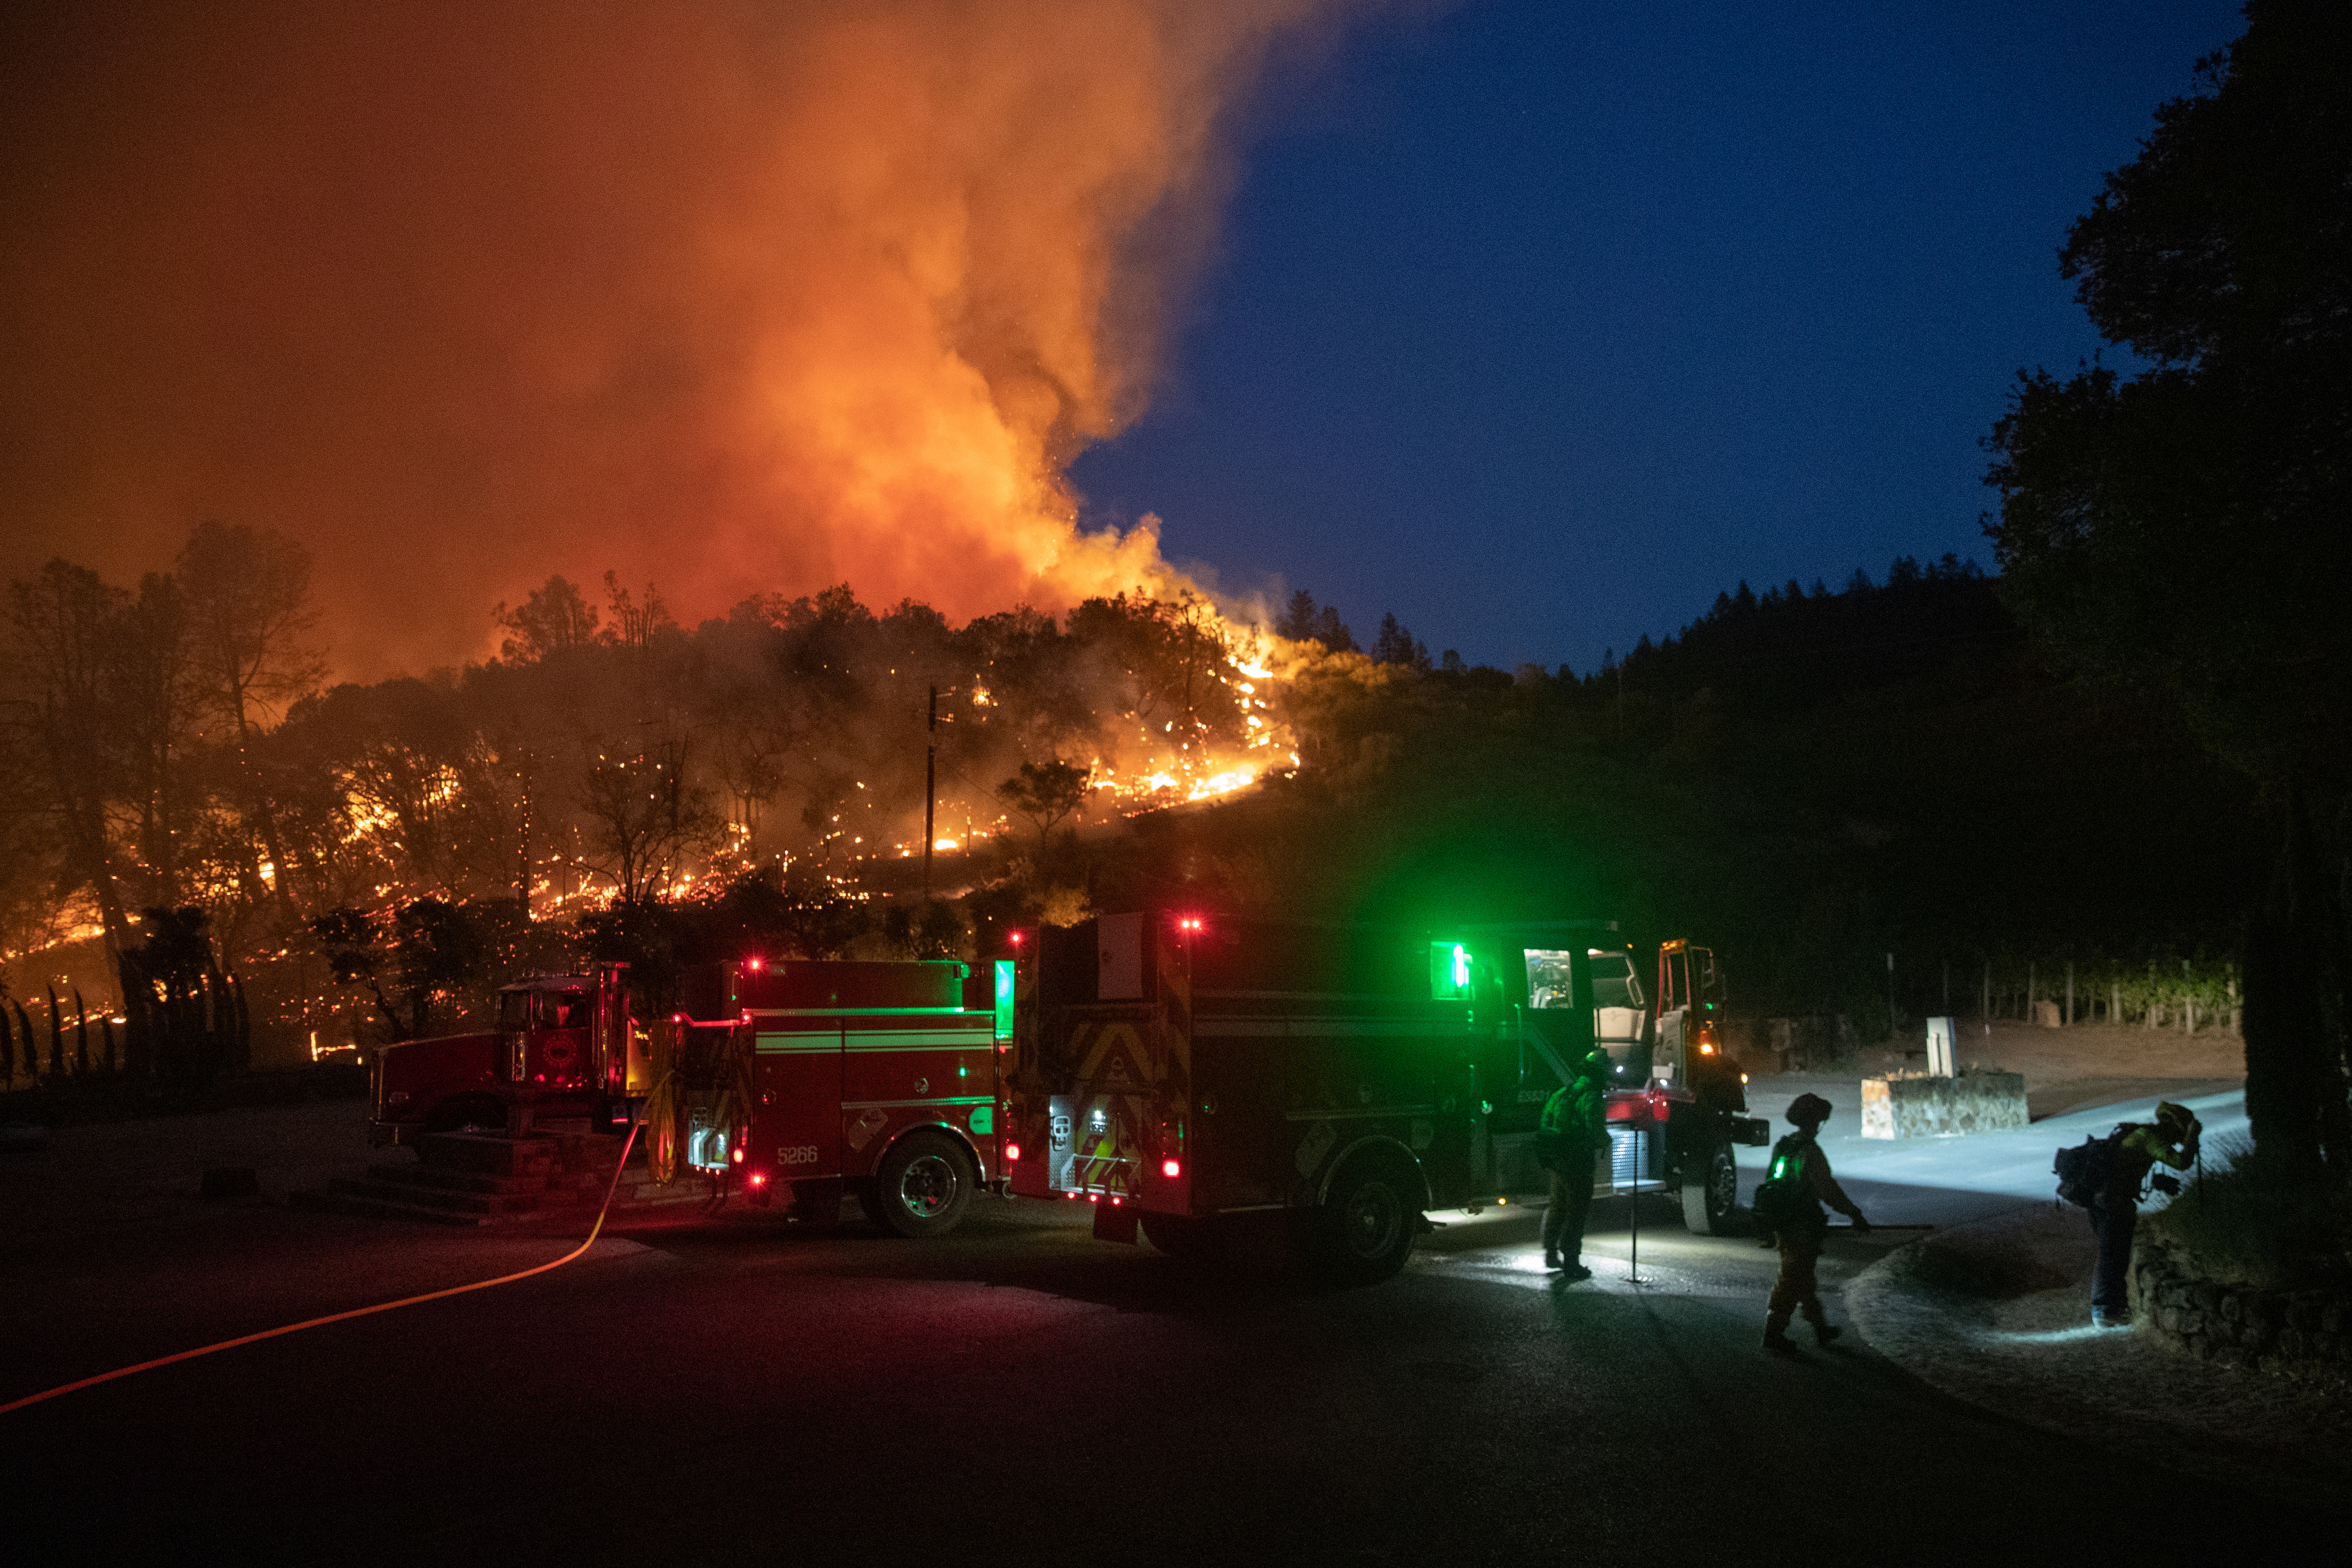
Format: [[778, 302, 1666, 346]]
[[1586, 951, 1644, 1009], [1523, 949, 1576, 1009], [499, 990, 587, 1029]]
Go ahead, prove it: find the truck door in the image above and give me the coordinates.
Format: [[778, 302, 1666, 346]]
[[754, 1020, 843, 1180], [1654, 945, 1690, 1085]]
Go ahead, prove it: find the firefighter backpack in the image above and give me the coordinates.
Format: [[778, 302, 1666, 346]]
[[1750, 1136, 1820, 1235], [2053, 1129, 2123, 1208]]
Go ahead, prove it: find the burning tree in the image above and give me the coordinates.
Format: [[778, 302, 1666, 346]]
[[577, 740, 721, 905]]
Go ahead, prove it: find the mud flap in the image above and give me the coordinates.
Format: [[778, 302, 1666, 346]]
[[1092, 1202, 1140, 1244]]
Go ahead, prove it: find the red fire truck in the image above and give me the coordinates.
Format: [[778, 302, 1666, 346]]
[[1003, 911, 1479, 1283], [370, 964, 649, 1146], [370, 958, 1012, 1235], [368, 918, 1755, 1260], [1435, 924, 1766, 1234], [677, 958, 1008, 1234]]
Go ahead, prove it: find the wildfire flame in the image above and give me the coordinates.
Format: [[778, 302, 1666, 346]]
[[3, 1, 1360, 679]]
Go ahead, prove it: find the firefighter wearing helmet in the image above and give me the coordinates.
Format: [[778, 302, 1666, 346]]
[[1537, 1047, 1610, 1280], [1754, 1092, 1869, 1353], [2085, 1100, 2200, 1328]]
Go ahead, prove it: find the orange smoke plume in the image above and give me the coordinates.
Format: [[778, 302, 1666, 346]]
[[0, 1, 1354, 678]]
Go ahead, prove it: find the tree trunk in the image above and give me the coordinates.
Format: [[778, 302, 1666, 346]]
[[2241, 792, 2352, 1180]]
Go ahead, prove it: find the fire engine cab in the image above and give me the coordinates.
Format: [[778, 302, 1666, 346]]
[[1436, 923, 1767, 1233], [371, 965, 648, 1146]]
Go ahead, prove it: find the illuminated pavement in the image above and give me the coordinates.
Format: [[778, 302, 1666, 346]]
[[0, 1090, 2328, 1564]]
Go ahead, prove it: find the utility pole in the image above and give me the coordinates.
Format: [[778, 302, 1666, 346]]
[[923, 686, 938, 903]]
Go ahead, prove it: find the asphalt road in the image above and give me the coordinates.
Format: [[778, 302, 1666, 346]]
[[1, 1177, 2323, 1566]]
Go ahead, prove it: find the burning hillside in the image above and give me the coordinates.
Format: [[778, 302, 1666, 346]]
[[1, 0, 1361, 679]]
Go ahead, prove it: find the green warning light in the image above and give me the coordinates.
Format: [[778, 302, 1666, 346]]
[[1430, 941, 1472, 1000], [993, 960, 1016, 1042]]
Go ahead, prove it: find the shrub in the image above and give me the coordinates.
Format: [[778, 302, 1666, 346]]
[[2147, 1132, 2352, 1289]]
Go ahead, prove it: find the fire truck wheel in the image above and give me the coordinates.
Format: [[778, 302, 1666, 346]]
[[1681, 1142, 1738, 1235], [1319, 1158, 1419, 1284], [872, 1130, 976, 1238]]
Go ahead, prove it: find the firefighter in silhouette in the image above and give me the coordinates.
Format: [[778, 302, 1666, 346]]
[[1754, 1092, 1868, 1352], [2086, 1100, 2200, 1328], [1538, 1047, 1611, 1279]]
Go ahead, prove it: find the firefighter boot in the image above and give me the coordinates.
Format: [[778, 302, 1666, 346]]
[[1544, 1249, 1561, 1270], [1762, 1312, 1800, 1354]]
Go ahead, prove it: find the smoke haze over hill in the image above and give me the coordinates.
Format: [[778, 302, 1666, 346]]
[[1, 0, 1352, 679]]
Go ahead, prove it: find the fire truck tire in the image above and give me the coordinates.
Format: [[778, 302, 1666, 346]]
[[1681, 1142, 1738, 1235], [1317, 1156, 1419, 1284], [871, 1130, 976, 1238]]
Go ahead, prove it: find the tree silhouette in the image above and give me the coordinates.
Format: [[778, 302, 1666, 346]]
[[1985, 2, 2352, 1174], [998, 758, 1091, 846], [492, 575, 602, 662]]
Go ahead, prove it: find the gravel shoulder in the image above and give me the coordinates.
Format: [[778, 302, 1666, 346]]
[[1846, 1205, 2352, 1498]]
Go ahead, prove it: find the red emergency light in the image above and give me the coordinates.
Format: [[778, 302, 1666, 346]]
[[1004, 1142, 1022, 1163], [749, 1172, 767, 1187], [1161, 1158, 1181, 1179], [746, 956, 764, 972], [1176, 915, 1204, 934]]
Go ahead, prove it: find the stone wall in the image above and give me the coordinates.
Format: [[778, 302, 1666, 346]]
[[2130, 1241, 2352, 1385], [1858, 1070, 2029, 1138]]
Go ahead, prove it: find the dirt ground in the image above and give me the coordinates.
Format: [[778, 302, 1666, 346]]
[[1840, 1019, 2244, 1119]]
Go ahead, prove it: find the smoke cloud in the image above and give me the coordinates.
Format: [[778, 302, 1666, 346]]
[[0, 0, 1348, 679]]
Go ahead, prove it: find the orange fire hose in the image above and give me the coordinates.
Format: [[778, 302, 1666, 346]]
[[0, 1105, 653, 1420]]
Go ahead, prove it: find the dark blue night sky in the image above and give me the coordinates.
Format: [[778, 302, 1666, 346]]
[[1070, 0, 2246, 674]]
